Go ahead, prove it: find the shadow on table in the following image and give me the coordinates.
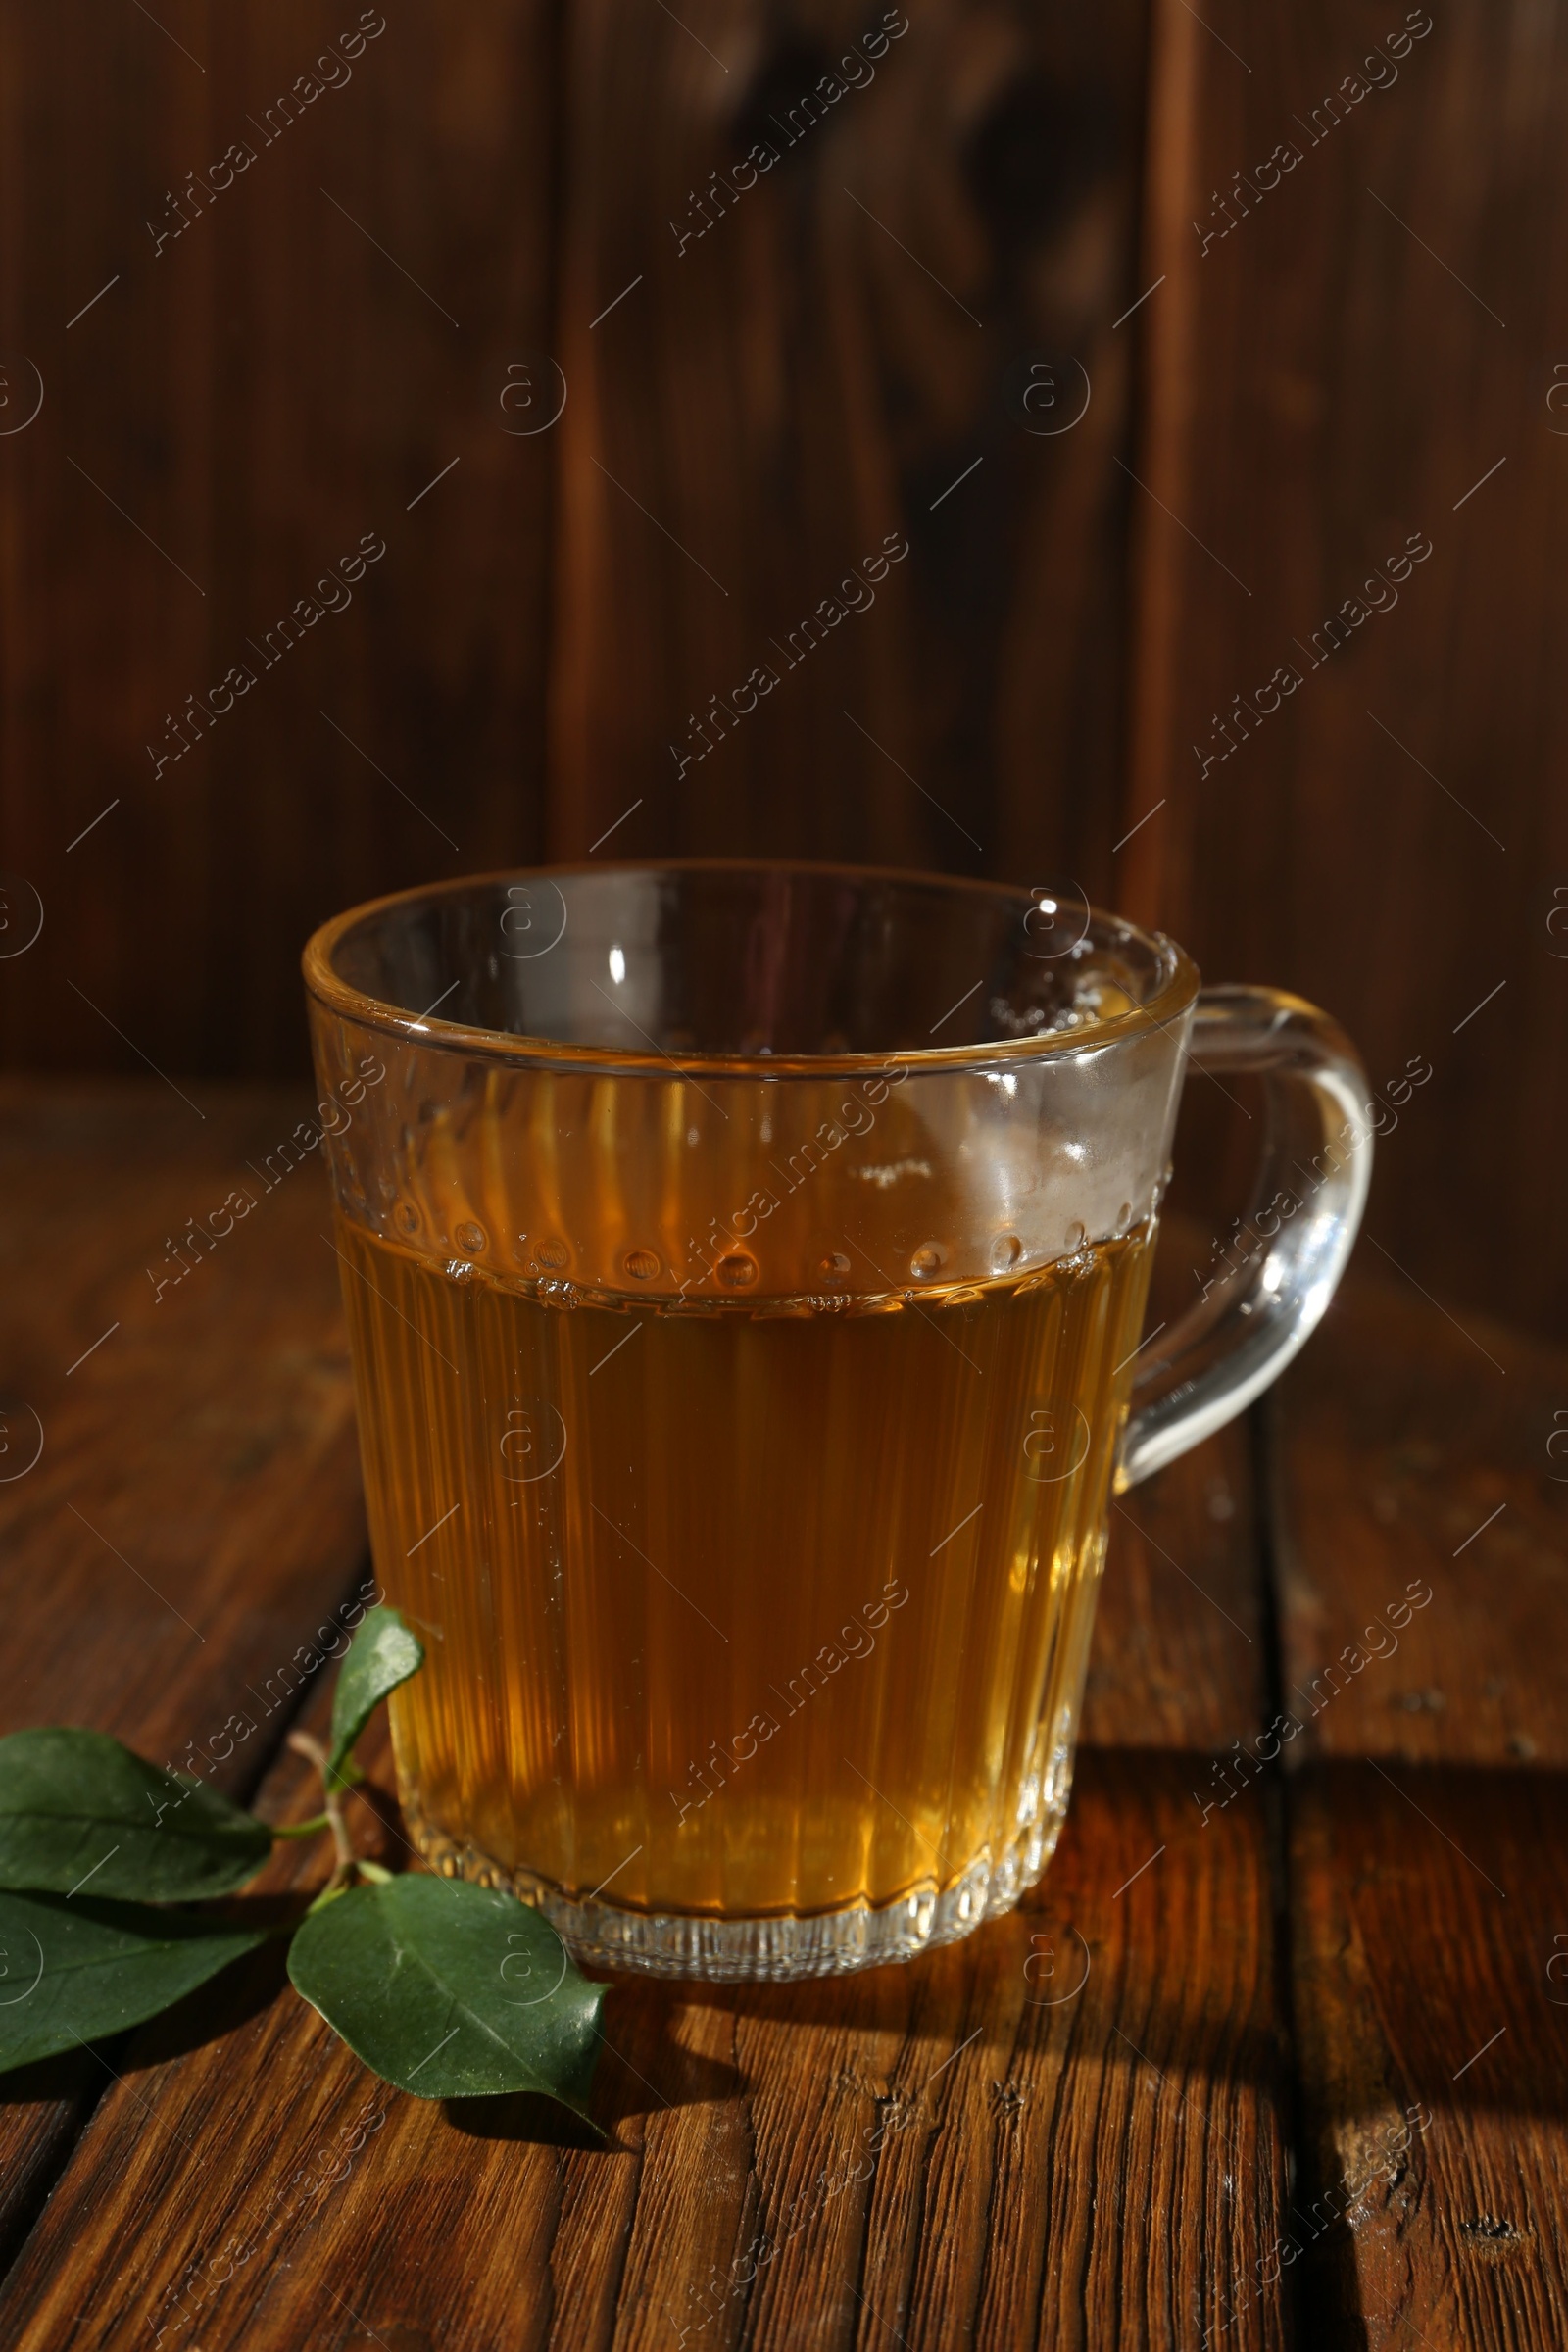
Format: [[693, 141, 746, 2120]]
[[564, 1748, 1568, 2145], [12, 1749, 1555, 2169], [443, 1749, 1293, 2148], [1290, 1755, 1568, 2128], [444, 2010, 740, 2147]]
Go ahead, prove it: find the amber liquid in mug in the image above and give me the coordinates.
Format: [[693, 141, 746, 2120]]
[[337, 1212, 1156, 1924]]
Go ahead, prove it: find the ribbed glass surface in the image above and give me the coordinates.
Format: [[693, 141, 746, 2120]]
[[335, 1208, 1155, 1949]]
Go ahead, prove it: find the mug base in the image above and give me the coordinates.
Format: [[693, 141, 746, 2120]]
[[403, 1800, 1068, 1981]]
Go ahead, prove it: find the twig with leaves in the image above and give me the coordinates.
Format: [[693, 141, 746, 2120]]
[[0, 1608, 605, 2120]]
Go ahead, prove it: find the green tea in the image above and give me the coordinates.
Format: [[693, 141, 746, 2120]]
[[336, 1213, 1155, 1939]]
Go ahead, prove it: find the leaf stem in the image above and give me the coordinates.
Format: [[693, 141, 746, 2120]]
[[286, 1730, 358, 1893], [271, 1811, 332, 1840]]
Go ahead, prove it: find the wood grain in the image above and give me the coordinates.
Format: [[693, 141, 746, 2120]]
[[1288, 1765, 1568, 2352], [0, 1080, 372, 2259], [0, 1711, 1293, 2351], [201, 0, 560, 1074], [5, 0, 1566, 1369], [1273, 1267, 1568, 1768], [0, 0, 556, 1082], [1086, 1425, 1264, 1754], [0, 1081, 367, 1754], [0, 1132, 1292, 2352], [1121, 0, 1568, 1343], [0, 0, 212, 1070], [549, 0, 1148, 894], [1272, 1268, 1568, 2347]]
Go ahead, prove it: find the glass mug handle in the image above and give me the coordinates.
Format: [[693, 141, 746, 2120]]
[[1118, 984, 1373, 1489]]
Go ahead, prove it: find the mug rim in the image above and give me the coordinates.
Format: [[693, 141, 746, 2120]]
[[302, 858, 1201, 1076]]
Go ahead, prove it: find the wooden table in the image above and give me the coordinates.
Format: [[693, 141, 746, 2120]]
[[0, 1079, 1562, 2350]]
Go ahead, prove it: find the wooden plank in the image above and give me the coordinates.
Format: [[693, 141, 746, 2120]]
[[1272, 1266, 1568, 2346], [0, 1, 556, 1083], [0, 1081, 367, 1752], [1121, 0, 1568, 1343], [0, 1079, 371, 2252], [1274, 1269, 1567, 1769], [550, 0, 1149, 896], [0, 1419, 1294, 2349], [201, 0, 558, 1074], [0, 0, 213, 1072], [1086, 1425, 1260, 1753], [1287, 1766, 1568, 2352]]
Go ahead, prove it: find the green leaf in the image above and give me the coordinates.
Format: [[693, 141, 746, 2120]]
[[287, 1876, 604, 2117], [0, 1887, 268, 2072], [327, 1606, 424, 1784], [0, 1729, 272, 1902]]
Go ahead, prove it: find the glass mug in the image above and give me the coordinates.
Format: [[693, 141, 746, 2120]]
[[304, 862, 1369, 1981]]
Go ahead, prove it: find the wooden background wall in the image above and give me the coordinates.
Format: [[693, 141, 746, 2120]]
[[1, 0, 1564, 1342]]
